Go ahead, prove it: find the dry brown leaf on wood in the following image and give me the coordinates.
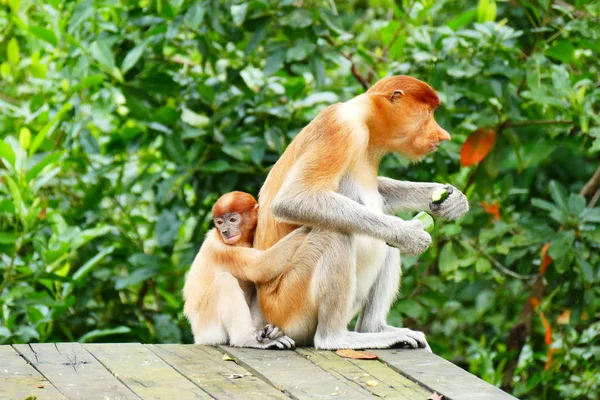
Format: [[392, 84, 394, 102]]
[[428, 391, 445, 400], [335, 349, 378, 360]]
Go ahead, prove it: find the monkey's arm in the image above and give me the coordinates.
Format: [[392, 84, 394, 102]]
[[270, 153, 431, 256], [378, 177, 469, 220], [217, 229, 308, 283]]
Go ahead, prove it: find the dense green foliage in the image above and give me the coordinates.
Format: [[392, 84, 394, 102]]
[[1, 0, 599, 398]]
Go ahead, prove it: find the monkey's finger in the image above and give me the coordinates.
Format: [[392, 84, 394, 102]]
[[396, 337, 419, 349], [279, 336, 296, 349], [443, 184, 454, 195], [429, 201, 441, 212]]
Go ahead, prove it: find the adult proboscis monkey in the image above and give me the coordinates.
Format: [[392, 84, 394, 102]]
[[253, 75, 469, 350]]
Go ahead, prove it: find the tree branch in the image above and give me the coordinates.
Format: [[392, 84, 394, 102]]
[[461, 236, 538, 280], [503, 119, 573, 128], [581, 165, 600, 205], [325, 35, 371, 90]]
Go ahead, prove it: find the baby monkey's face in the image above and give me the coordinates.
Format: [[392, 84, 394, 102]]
[[214, 213, 243, 245]]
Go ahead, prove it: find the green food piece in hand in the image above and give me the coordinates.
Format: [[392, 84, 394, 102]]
[[431, 187, 449, 204], [413, 211, 434, 233]]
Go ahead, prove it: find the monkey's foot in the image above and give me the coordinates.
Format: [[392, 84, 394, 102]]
[[253, 325, 295, 349], [314, 331, 421, 350], [383, 326, 431, 352]]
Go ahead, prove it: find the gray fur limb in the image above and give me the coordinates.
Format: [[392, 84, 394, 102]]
[[272, 189, 431, 256], [378, 177, 469, 220]]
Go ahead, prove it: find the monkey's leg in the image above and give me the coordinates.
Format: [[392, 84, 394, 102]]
[[354, 247, 431, 351], [311, 233, 426, 350], [217, 273, 295, 349]]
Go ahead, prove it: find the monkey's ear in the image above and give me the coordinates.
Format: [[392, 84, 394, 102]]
[[390, 90, 405, 101]]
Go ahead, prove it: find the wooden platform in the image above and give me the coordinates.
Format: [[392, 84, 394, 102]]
[[1, 343, 517, 399]]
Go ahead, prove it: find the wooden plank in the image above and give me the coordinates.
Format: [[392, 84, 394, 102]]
[[222, 346, 368, 399], [85, 343, 211, 400], [297, 348, 431, 399], [14, 343, 138, 400], [0, 346, 66, 400], [375, 349, 519, 400], [148, 344, 287, 400]]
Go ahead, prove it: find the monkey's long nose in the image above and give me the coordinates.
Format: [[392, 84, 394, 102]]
[[438, 127, 451, 142]]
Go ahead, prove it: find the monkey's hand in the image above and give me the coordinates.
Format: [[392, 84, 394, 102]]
[[387, 219, 432, 256], [429, 184, 469, 220]]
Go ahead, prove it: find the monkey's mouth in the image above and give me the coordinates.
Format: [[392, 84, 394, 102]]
[[428, 143, 440, 152], [223, 234, 241, 245]]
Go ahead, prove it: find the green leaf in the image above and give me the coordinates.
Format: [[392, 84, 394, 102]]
[[19, 127, 31, 150], [287, 39, 316, 62], [115, 267, 159, 290], [568, 193, 586, 216], [549, 231, 575, 260], [181, 108, 209, 127], [281, 9, 313, 28], [121, 39, 150, 73], [231, 3, 248, 26], [68, 0, 93, 33], [29, 102, 72, 156], [90, 40, 116, 71], [200, 160, 232, 173], [447, 8, 477, 30], [79, 326, 131, 343], [476, 290, 496, 315], [72, 246, 115, 281], [477, 0, 496, 22], [319, 8, 345, 34], [546, 40, 575, 64], [577, 258, 595, 283], [7, 37, 20, 65], [548, 180, 569, 211], [264, 49, 286, 77], [581, 208, 600, 223], [25, 151, 63, 182], [30, 26, 58, 46], [5, 176, 25, 222], [155, 210, 181, 247], [439, 242, 459, 274], [0, 232, 18, 244], [0, 140, 16, 168]]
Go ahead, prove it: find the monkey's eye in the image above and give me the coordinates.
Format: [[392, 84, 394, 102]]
[[216, 220, 223, 225], [229, 217, 238, 223]]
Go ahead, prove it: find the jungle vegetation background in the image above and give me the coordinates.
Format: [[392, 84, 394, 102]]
[[1, 0, 599, 398]]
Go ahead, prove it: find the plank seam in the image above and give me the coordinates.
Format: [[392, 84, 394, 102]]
[[295, 350, 381, 398], [215, 346, 298, 400], [375, 356, 446, 398], [82, 345, 143, 400], [144, 344, 217, 400], [11, 344, 68, 399]]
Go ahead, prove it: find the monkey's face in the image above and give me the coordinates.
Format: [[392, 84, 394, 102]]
[[397, 106, 451, 160], [214, 213, 244, 245], [369, 95, 450, 160]]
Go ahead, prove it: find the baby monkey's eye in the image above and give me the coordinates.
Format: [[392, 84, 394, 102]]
[[216, 220, 224, 225], [229, 217, 238, 223]]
